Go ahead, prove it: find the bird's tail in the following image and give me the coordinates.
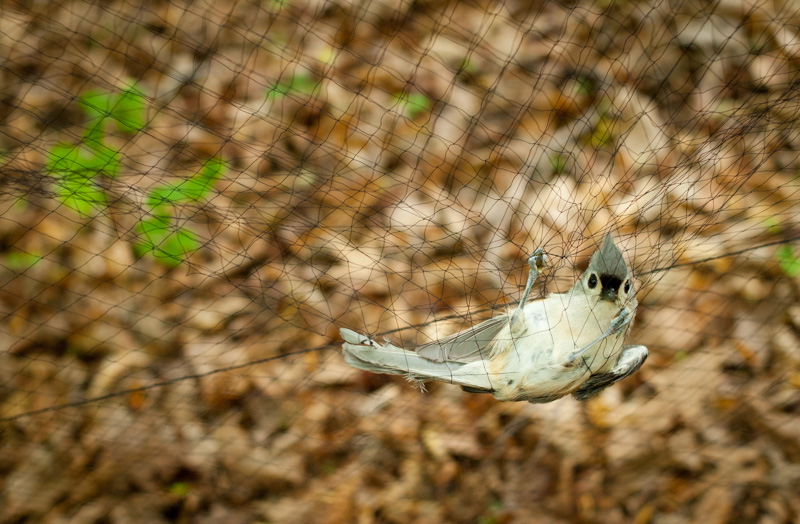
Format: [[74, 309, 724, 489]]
[[340, 328, 466, 383]]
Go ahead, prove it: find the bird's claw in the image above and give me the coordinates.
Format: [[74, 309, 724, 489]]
[[609, 309, 630, 335], [528, 248, 547, 271]]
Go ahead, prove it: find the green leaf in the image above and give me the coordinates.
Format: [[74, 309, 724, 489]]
[[175, 180, 208, 203], [78, 90, 112, 146], [48, 143, 106, 216], [180, 157, 226, 201], [113, 85, 147, 132], [290, 74, 320, 95], [165, 227, 198, 255], [134, 217, 198, 267], [49, 141, 120, 180], [458, 57, 475, 74], [266, 81, 293, 101], [48, 144, 84, 175], [169, 482, 192, 497], [141, 213, 171, 232], [393, 92, 430, 118], [266, 74, 319, 101], [55, 176, 106, 216], [575, 75, 593, 95], [146, 158, 226, 206], [549, 153, 567, 174], [776, 245, 800, 277], [83, 118, 106, 148], [150, 205, 172, 222], [408, 94, 430, 117], [4, 251, 42, 270], [134, 216, 171, 256], [763, 217, 781, 234], [83, 143, 121, 178], [590, 117, 615, 148], [199, 157, 226, 183], [79, 89, 115, 122], [154, 227, 198, 266], [147, 182, 198, 207], [12, 196, 29, 212], [147, 185, 181, 208]]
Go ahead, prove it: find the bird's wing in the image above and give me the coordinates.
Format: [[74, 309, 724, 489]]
[[572, 344, 648, 400], [415, 314, 509, 363]]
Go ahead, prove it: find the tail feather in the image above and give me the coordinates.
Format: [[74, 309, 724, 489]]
[[340, 328, 466, 381], [340, 328, 369, 345]]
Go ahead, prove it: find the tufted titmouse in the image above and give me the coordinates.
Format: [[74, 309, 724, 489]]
[[340, 234, 647, 403]]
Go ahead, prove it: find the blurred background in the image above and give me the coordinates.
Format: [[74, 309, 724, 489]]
[[1, 0, 800, 522]]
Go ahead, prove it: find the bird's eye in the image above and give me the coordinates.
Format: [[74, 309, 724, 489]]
[[588, 274, 598, 289], [624, 280, 630, 293]]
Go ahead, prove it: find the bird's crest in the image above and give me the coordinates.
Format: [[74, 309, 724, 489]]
[[587, 234, 628, 279]]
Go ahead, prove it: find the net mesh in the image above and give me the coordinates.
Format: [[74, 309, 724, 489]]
[[2, 0, 800, 522]]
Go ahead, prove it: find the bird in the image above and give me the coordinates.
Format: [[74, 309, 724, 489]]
[[340, 234, 648, 403]]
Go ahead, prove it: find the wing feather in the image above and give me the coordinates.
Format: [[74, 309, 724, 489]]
[[415, 315, 509, 363]]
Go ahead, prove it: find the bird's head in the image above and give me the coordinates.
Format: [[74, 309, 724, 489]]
[[578, 234, 633, 304]]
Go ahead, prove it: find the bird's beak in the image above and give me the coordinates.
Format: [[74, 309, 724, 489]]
[[600, 288, 617, 301]]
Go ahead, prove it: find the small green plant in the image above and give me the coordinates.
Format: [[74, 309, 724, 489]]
[[3, 250, 42, 271], [266, 73, 320, 101], [572, 75, 593, 96], [763, 216, 781, 234], [134, 157, 227, 267], [458, 57, 476, 75], [44, 84, 226, 268], [393, 91, 431, 119], [776, 244, 800, 277], [581, 98, 616, 149], [168, 482, 192, 497], [477, 500, 504, 524], [46, 84, 147, 216], [589, 115, 615, 148], [549, 153, 568, 174]]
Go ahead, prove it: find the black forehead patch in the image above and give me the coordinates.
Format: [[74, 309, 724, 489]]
[[599, 274, 622, 291]]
